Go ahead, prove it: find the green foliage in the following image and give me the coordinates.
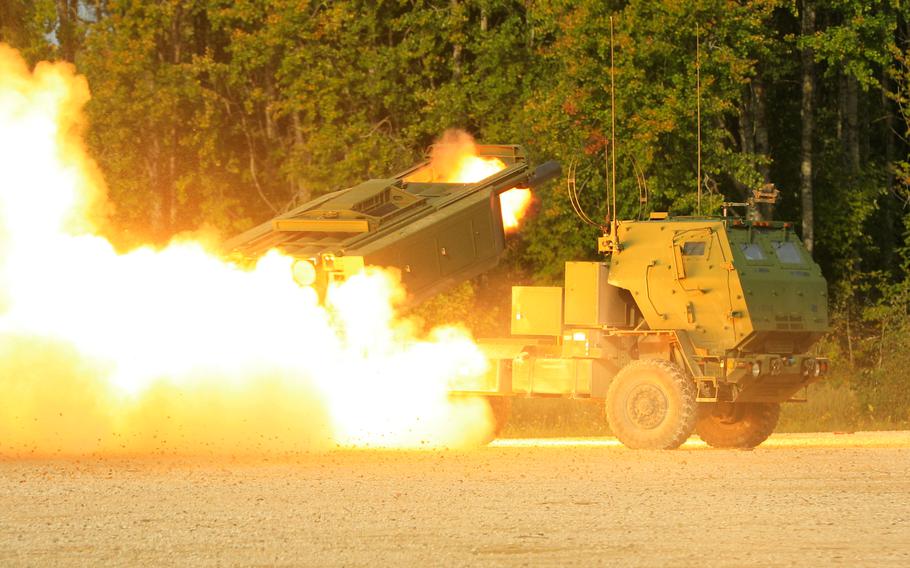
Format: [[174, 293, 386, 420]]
[[777, 381, 867, 433], [804, 0, 899, 90], [410, 280, 499, 335], [519, 0, 785, 275], [503, 399, 609, 438], [853, 279, 910, 421], [0, 0, 58, 63], [889, 42, 910, 264]]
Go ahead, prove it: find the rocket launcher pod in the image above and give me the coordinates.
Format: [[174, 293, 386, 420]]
[[225, 145, 560, 305]]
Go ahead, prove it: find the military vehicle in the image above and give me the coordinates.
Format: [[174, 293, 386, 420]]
[[467, 193, 829, 449], [227, 146, 829, 450]]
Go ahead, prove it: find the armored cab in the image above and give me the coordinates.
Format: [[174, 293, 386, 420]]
[[225, 145, 559, 305], [606, 215, 828, 401]]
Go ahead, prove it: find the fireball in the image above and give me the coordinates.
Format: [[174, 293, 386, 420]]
[[0, 44, 493, 456], [414, 129, 534, 232]]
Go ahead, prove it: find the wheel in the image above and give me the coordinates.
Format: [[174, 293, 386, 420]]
[[483, 396, 512, 442], [605, 359, 697, 449], [695, 402, 780, 448]]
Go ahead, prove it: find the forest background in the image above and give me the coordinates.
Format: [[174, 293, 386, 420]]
[[2, 0, 909, 432]]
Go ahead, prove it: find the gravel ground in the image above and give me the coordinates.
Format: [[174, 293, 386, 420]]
[[1, 431, 909, 567]]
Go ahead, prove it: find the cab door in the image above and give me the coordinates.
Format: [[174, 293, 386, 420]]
[[671, 228, 736, 350]]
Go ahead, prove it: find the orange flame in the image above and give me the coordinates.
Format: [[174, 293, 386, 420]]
[[0, 44, 494, 456], [499, 188, 533, 231], [409, 130, 534, 232]]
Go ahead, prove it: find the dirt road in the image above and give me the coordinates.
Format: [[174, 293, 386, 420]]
[[2, 431, 909, 567]]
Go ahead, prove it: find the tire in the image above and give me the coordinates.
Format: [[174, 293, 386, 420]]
[[605, 359, 697, 450], [695, 402, 780, 449]]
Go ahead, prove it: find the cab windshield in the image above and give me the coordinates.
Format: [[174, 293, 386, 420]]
[[739, 243, 765, 261], [772, 241, 803, 264]]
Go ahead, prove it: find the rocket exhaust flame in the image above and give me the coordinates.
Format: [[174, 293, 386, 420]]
[[0, 45, 493, 456], [499, 188, 533, 231], [409, 130, 534, 231]]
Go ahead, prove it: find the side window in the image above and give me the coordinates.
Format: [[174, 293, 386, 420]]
[[772, 241, 803, 264], [739, 243, 765, 261], [681, 241, 706, 256]]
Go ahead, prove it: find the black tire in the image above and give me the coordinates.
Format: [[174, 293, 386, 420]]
[[695, 402, 780, 448], [605, 359, 697, 450]]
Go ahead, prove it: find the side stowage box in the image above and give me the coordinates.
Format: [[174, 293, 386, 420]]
[[511, 286, 563, 336], [564, 261, 627, 327]]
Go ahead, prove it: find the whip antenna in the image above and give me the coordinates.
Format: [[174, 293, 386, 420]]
[[696, 22, 702, 215], [608, 16, 619, 252], [610, 17, 617, 229]]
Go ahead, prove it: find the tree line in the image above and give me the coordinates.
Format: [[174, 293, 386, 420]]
[[2, 1, 910, 419]]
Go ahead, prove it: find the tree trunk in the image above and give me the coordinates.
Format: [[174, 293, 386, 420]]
[[148, 139, 163, 234], [451, 0, 462, 78], [166, 6, 183, 233], [168, 119, 178, 230], [240, 113, 278, 214], [739, 86, 754, 157], [736, 85, 755, 202], [55, 0, 78, 61], [845, 74, 860, 174], [753, 75, 773, 220], [291, 111, 310, 204], [264, 76, 276, 141], [0, 1, 30, 50], [799, 0, 815, 255], [881, 69, 896, 269], [753, 75, 771, 184]]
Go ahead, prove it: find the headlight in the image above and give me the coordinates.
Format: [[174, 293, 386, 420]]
[[291, 259, 317, 287], [751, 362, 761, 377]]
